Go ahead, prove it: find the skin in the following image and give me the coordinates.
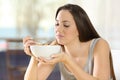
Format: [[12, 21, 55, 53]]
[[23, 10, 111, 80]]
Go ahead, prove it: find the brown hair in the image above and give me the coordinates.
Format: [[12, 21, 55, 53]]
[[110, 52, 116, 80], [55, 4, 100, 42]]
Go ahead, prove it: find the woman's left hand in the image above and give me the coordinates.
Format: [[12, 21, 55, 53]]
[[37, 52, 69, 65]]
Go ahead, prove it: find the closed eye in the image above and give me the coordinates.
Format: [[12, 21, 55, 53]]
[[64, 24, 70, 28]]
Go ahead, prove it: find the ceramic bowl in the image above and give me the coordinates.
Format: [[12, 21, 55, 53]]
[[30, 45, 61, 59]]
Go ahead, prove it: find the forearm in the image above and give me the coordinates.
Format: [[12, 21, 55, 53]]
[[37, 62, 55, 80], [24, 57, 38, 80]]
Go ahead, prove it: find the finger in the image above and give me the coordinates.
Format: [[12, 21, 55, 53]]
[[23, 36, 33, 44], [44, 58, 58, 65], [50, 40, 57, 45], [24, 46, 32, 56], [24, 41, 42, 57], [24, 40, 36, 48], [38, 61, 47, 66], [39, 56, 47, 61], [24, 43, 35, 56], [36, 57, 49, 64], [50, 53, 61, 58], [36, 57, 42, 61]]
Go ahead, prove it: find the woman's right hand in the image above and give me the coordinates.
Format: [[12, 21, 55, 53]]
[[23, 36, 37, 56]]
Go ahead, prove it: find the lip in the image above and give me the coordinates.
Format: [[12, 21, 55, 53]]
[[56, 34, 64, 38]]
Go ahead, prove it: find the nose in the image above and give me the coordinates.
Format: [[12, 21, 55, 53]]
[[55, 25, 64, 33]]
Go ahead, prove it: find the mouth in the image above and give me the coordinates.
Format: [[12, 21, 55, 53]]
[[56, 34, 64, 39]]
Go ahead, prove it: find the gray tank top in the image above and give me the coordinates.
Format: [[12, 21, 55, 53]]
[[59, 38, 100, 80]]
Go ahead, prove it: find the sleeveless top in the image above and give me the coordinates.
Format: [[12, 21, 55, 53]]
[[59, 38, 113, 80]]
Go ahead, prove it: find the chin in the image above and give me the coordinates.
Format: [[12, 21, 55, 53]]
[[56, 40, 65, 45]]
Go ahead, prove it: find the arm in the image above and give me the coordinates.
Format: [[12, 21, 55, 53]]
[[24, 57, 55, 80], [36, 40, 57, 80], [23, 36, 57, 80], [24, 57, 38, 80], [37, 58, 55, 80]]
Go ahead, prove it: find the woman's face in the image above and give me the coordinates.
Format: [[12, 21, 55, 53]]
[[55, 10, 79, 45]]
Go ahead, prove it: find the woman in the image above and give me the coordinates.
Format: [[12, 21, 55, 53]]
[[23, 4, 116, 80]]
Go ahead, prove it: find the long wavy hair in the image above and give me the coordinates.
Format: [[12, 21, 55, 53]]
[[55, 4, 116, 80]]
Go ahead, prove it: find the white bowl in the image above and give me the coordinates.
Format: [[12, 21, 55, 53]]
[[30, 45, 61, 59]]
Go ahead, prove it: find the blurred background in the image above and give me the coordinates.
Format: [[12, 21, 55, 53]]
[[0, 0, 120, 80]]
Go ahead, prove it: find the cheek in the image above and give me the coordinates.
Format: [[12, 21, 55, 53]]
[[68, 28, 79, 37], [64, 29, 79, 43]]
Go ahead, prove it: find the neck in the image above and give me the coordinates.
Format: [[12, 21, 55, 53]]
[[63, 38, 82, 57]]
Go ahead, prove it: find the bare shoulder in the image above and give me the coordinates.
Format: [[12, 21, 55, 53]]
[[95, 38, 110, 49], [94, 38, 110, 56], [93, 38, 111, 79]]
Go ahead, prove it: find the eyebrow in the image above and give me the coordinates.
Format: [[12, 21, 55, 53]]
[[56, 20, 70, 23]]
